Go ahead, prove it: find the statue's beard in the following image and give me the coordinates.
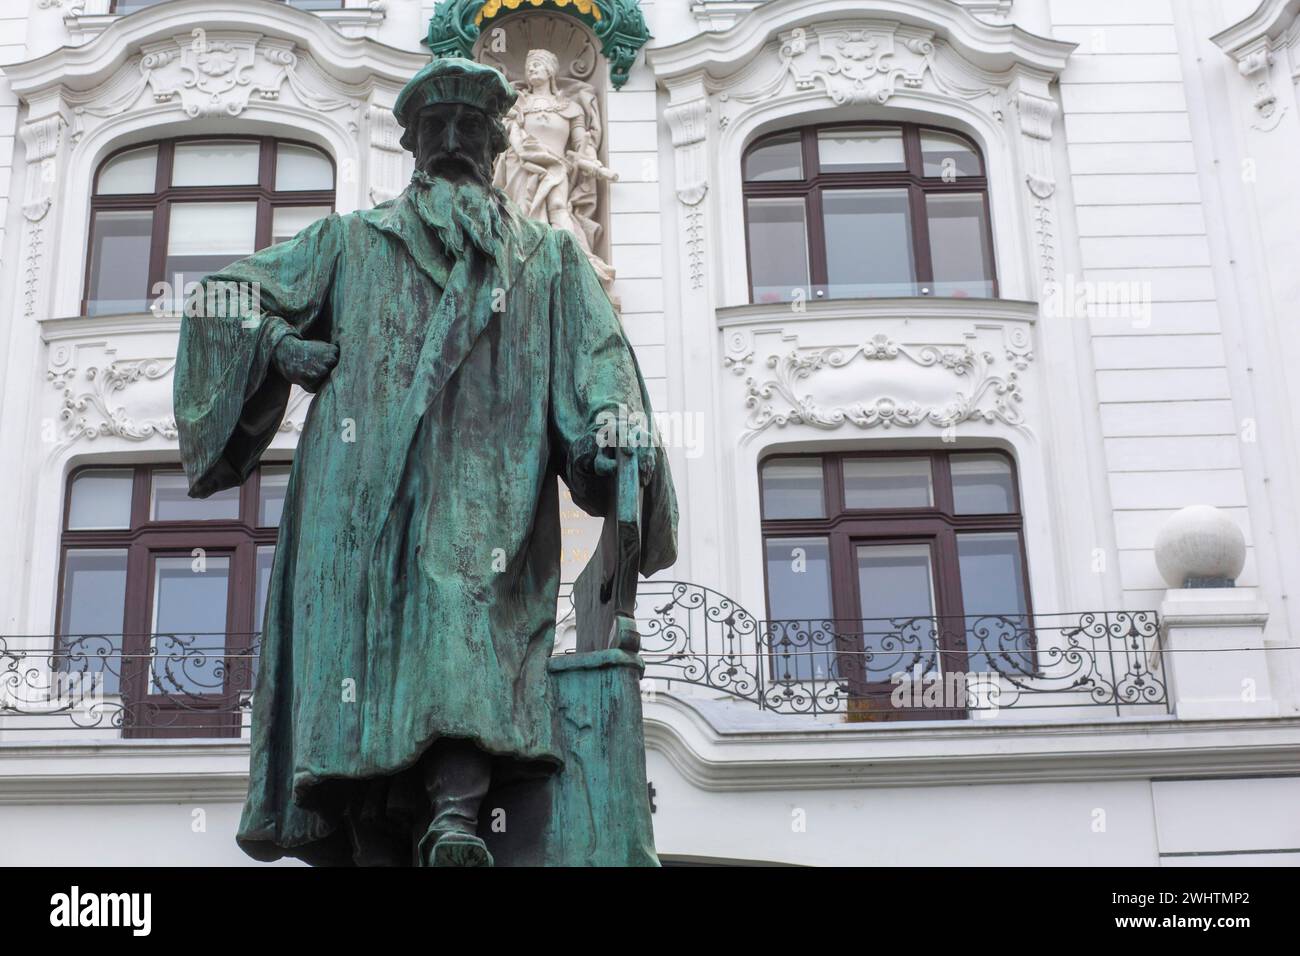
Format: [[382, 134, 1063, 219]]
[[409, 169, 511, 270]]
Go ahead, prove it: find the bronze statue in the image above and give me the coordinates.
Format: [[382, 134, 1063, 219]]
[[173, 58, 676, 866]]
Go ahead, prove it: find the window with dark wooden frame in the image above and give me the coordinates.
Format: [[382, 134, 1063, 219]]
[[110, 1, 344, 13], [56, 464, 289, 738], [742, 123, 997, 304], [759, 450, 1031, 718], [84, 136, 335, 316]]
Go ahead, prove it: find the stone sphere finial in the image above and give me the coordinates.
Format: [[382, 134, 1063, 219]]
[[1153, 505, 1246, 588]]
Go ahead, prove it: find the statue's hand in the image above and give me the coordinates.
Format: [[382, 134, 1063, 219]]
[[576, 425, 657, 491], [272, 336, 339, 393]]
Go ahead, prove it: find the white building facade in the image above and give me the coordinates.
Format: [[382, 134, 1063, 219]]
[[1, 0, 1299, 866]]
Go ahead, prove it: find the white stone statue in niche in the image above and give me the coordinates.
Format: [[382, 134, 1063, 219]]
[[491, 47, 619, 295]]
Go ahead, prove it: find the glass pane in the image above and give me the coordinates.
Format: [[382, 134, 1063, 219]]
[[926, 193, 994, 298], [823, 188, 916, 298], [921, 130, 981, 179], [765, 536, 836, 681], [163, 202, 257, 290], [150, 471, 239, 521], [68, 470, 135, 530], [818, 127, 904, 173], [255, 546, 275, 630], [747, 197, 810, 303], [97, 146, 157, 194], [252, 545, 275, 684], [59, 549, 128, 696], [857, 543, 938, 682], [86, 209, 153, 316], [950, 454, 1016, 514], [271, 205, 331, 245], [843, 458, 933, 509], [112, 0, 168, 11], [150, 555, 230, 696], [957, 532, 1030, 674], [744, 133, 803, 181], [761, 458, 824, 519], [258, 466, 290, 527], [172, 141, 260, 187], [275, 144, 334, 191]]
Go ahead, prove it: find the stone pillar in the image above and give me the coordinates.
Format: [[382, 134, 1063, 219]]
[[1155, 506, 1276, 719]]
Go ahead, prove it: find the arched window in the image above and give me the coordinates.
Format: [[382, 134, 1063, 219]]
[[742, 123, 996, 304], [84, 137, 336, 316]]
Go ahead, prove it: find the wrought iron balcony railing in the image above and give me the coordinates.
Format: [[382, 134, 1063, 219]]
[[0, 581, 1168, 736]]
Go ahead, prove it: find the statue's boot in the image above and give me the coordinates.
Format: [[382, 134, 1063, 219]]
[[417, 738, 493, 867]]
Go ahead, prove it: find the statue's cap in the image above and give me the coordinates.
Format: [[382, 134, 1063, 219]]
[[393, 57, 517, 153]]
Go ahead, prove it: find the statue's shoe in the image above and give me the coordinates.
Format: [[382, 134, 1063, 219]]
[[418, 829, 494, 867]]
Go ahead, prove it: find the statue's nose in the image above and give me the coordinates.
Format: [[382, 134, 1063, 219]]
[[445, 123, 459, 152]]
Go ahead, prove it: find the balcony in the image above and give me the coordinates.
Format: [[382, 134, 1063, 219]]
[[0, 581, 1174, 738]]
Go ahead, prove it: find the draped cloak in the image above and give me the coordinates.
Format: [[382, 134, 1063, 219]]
[[172, 179, 677, 865]]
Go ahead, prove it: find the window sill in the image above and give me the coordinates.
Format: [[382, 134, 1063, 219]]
[[717, 296, 1038, 331]]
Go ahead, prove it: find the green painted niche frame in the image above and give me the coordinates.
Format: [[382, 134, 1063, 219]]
[[424, 0, 652, 90]]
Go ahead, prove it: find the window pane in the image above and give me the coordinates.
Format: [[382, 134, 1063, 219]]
[[744, 132, 803, 181], [163, 202, 257, 289], [172, 141, 260, 187], [150, 555, 230, 696], [856, 543, 938, 681], [68, 470, 135, 530], [747, 197, 810, 303], [926, 193, 993, 298], [843, 458, 932, 509], [252, 545, 275, 683], [921, 130, 981, 179], [765, 536, 836, 681], [59, 549, 128, 696], [818, 127, 904, 173], [823, 188, 916, 298], [255, 546, 275, 629], [86, 210, 153, 316], [950, 454, 1016, 514], [761, 458, 824, 519], [112, 0, 168, 11], [258, 466, 290, 527], [97, 146, 157, 194], [271, 205, 331, 245], [275, 144, 334, 191], [150, 471, 240, 521], [957, 532, 1030, 674]]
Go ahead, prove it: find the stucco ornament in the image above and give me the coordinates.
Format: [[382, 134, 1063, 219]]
[[493, 48, 619, 293], [1154, 506, 1247, 589]]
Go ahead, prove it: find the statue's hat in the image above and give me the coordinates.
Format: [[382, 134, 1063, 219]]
[[393, 57, 517, 153]]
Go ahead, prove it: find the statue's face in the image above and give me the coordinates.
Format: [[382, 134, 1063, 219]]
[[415, 103, 495, 184], [525, 55, 554, 88]]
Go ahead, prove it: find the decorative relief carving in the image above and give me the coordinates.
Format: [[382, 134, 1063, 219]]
[[19, 114, 67, 318], [1236, 40, 1288, 131], [367, 103, 406, 205], [68, 35, 363, 138], [736, 326, 1030, 440], [733, 23, 997, 109], [664, 97, 709, 289], [45, 347, 312, 448], [48, 357, 178, 448]]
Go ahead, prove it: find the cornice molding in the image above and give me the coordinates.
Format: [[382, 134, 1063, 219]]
[[1212, 0, 1300, 57], [4, 705, 1299, 803], [648, 0, 1073, 82], [6, 0, 427, 98]]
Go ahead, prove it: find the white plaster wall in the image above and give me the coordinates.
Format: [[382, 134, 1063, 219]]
[[1050, 0, 1258, 615]]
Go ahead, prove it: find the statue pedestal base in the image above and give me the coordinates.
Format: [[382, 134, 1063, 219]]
[[480, 648, 659, 866]]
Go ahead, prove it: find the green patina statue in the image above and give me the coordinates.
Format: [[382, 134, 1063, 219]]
[[173, 58, 677, 867]]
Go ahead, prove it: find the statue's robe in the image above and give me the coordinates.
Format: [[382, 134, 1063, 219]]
[[173, 181, 677, 865]]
